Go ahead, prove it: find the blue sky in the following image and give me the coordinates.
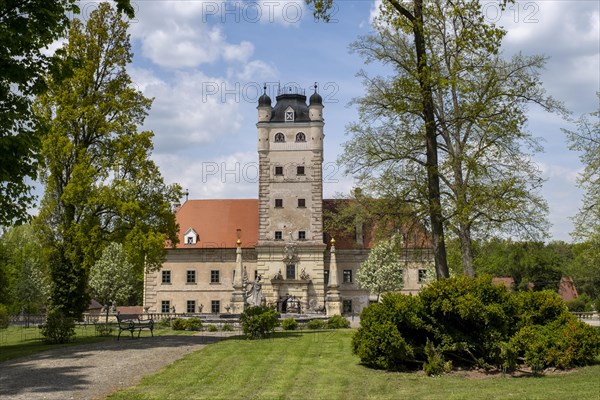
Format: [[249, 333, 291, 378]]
[[75, 1, 599, 241]]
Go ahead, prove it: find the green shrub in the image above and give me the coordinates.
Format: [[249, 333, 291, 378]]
[[185, 317, 203, 331], [0, 304, 9, 329], [95, 324, 114, 336], [352, 317, 414, 370], [157, 318, 171, 328], [327, 315, 350, 329], [423, 339, 452, 376], [565, 294, 593, 312], [306, 319, 325, 330], [40, 308, 76, 344], [595, 297, 600, 313], [240, 306, 280, 339], [206, 324, 218, 332], [221, 323, 234, 331], [514, 290, 567, 328], [282, 317, 298, 330], [171, 318, 187, 331]]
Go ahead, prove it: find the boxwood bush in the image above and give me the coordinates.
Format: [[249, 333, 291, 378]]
[[282, 317, 298, 330], [326, 315, 350, 329], [351, 276, 600, 374], [240, 306, 279, 339]]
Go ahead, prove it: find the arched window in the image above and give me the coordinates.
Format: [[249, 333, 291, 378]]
[[274, 132, 285, 142], [295, 132, 306, 142]]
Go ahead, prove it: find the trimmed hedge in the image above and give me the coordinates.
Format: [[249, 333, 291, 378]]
[[240, 306, 279, 339]]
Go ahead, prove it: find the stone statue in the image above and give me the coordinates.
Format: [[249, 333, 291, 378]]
[[299, 268, 310, 280], [246, 275, 265, 307], [273, 269, 283, 280]]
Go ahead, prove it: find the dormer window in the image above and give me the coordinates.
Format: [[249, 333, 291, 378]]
[[295, 132, 306, 142], [285, 106, 294, 122], [274, 132, 285, 142], [183, 228, 199, 245]]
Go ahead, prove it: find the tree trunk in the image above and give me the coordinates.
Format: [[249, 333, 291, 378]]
[[458, 224, 475, 277], [412, 0, 449, 279]]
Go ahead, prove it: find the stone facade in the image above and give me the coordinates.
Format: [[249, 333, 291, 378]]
[[143, 85, 433, 316]]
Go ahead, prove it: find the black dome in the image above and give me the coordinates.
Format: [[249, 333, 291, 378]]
[[271, 93, 310, 122], [309, 91, 323, 106], [258, 92, 272, 107]]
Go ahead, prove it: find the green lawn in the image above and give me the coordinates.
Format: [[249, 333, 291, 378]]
[[107, 329, 600, 400], [0, 324, 197, 362]]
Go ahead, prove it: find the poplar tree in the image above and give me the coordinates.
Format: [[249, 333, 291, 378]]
[[34, 3, 180, 319]]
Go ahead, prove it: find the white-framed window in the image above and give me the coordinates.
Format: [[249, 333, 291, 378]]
[[183, 228, 198, 245], [285, 107, 294, 122]]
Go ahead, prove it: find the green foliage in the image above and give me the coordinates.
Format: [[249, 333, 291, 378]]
[[0, 304, 9, 329], [240, 306, 279, 339], [206, 324, 218, 332], [565, 294, 593, 312], [157, 318, 171, 328], [95, 324, 114, 336], [171, 318, 187, 331], [423, 339, 452, 376], [282, 317, 298, 331], [185, 317, 203, 331], [306, 319, 326, 330], [510, 315, 600, 370], [89, 242, 136, 320], [353, 276, 599, 373], [221, 323, 234, 332], [34, 3, 180, 318], [40, 308, 75, 344], [326, 315, 350, 329]]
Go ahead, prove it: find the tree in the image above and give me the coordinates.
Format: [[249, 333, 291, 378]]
[[356, 237, 405, 301], [34, 3, 180, 319], [89, 242, 135, 323], [321, 0, 560, 276], [0, 0, 134, 227]]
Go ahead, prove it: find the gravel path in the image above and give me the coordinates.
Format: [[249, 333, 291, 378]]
[[0, 333, 235, 400]]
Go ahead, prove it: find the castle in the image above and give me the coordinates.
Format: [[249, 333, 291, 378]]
[[142, 85, 433, 316]]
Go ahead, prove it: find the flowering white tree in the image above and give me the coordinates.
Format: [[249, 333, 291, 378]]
[[89, 242, 136, 322], [356, 237, 405, 301]]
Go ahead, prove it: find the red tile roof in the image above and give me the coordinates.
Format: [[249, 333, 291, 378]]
[[173, 199, 259, 249]]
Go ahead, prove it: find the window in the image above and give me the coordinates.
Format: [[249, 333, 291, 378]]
[[286, 264, 296, 279], [211, 300, 220, 314], [210, 270, 220, 283], [418, 269, 428, 284], [275, 199, 283, 208], [298, 231, 306, 240], [186, 270, 196, 284], [161, 300, 171, 313], [298, 198, 305, 208], [162, 270, 171, 284], [187, 236, 194, 244], [275, 231, 282, 240], [297, 166, 305, 175], [275, 166, 283, 175], [187, 300, 196, 314], [324, 270, 329, 285], [285, 108, 294, 122], [343, 300, 352, 314], [274, 132, 285, 142], [343, 269, 353, 283], [295, 132, 306, 142]]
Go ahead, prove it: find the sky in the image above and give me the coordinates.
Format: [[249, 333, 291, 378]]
[[69, 0, 599, 242]]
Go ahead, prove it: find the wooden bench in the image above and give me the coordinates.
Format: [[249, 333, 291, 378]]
[[116, 313, 154, 340]]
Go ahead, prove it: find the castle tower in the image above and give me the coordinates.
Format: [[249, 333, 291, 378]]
[[255, 84, 327, 313]]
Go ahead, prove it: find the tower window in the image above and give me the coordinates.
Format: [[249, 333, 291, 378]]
[[297, 166, 305, 175], [275, 231, 283, 240], [295, 132, 306, 142], [275, 166, 283, 176], [274, 132, 285, 142], [275, 199, 283, 208], [298, 231, 306, 240], [285, 108, 294, 122], [286, 264, 296, 279], [298, 198, 305, 208]]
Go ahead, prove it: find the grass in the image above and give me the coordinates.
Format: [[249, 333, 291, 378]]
[[107, 329, 600, 400], [0, 323, 198, 362]]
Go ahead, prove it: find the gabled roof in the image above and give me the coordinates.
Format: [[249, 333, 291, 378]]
[[173, 200, 259, 249]]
